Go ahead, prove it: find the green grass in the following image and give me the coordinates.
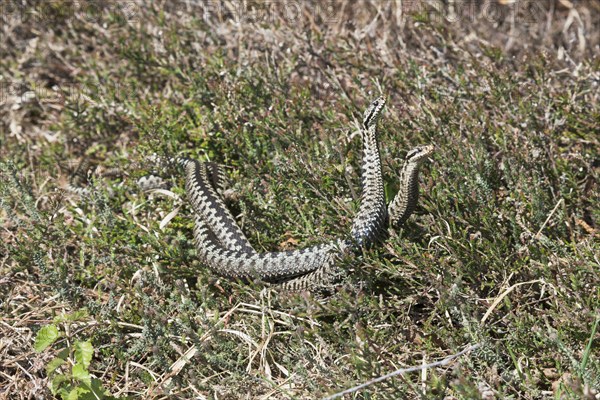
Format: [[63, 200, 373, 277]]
[[1, 1, 599, 398]]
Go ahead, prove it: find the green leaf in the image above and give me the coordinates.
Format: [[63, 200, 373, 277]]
[[34, 325, 60, 352], [74, 340, 94, 369], [581, 316, 599, 372], [54, 309, 90, 323], [58, 385, 72, 400], [71, 363, 91, 386], [79, 379, 108, 400], [68, 386, 91, 400], [57, 347, 70, 360], [46, 356, 66, 375], [50, 373, 69, 395]]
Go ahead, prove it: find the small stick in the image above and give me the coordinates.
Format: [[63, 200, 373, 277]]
[[324, 343, 482, 399]]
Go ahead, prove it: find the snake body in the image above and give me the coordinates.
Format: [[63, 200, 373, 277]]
[[388, 145, 434, 228], [349, 102, 388, 247]]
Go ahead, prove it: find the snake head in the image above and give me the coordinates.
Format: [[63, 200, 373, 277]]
[[406, 145, 435, 163], [362, 96, 386, 130]]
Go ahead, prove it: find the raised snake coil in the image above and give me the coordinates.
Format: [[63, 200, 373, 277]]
[[69, 97, 433, 291]]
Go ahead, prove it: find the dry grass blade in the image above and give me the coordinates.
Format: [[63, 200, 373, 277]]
[[480, 279, 550, 324]]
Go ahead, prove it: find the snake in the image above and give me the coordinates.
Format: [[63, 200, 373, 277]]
[[68, 97, 434, 291], [178, 97, 433, 290]]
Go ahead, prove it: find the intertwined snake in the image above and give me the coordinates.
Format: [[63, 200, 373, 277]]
[[69, 97, 433, 291]]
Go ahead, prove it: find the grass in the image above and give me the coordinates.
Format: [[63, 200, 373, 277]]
[[1, 0, 599, 398]]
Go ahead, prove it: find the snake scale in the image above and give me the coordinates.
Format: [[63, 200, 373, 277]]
[[69, 97, 434, 291]]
